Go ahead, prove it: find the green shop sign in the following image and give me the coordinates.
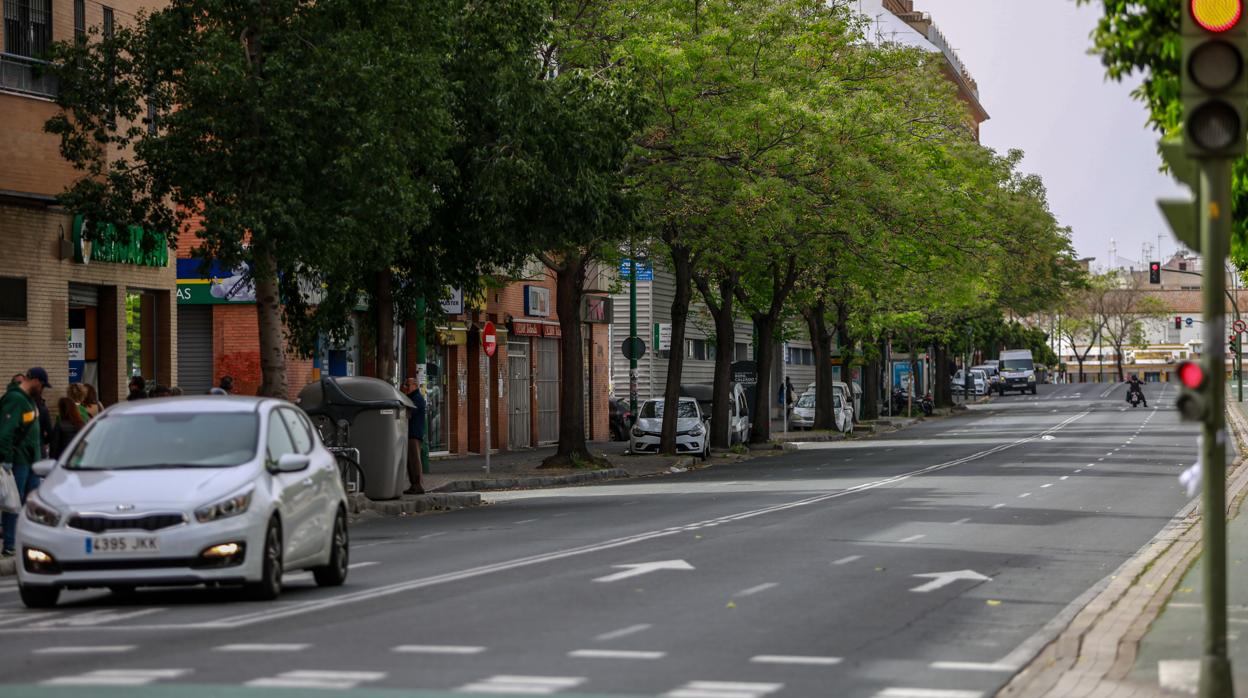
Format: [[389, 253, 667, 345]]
[[72, 215, 169, 267]]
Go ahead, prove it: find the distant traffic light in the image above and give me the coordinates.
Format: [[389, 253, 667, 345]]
[[1176, 360, 1210, 421], [1150, 261, 1162, 283], [1182, 0, 1248, 158], [1176, 315, 1184, 330], [1232, 334, 1241, 354]]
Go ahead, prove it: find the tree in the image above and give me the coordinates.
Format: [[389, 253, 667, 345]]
[[1100, 273, 1170, 381], [46, 0, 455, 398]]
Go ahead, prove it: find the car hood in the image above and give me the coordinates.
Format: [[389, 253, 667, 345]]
[[793, 407, 815, 417], [38, 464, 259, 511], [637, 417, 700, 432]]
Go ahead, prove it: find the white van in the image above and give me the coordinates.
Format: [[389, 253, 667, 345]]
[[998, 350, 1038, 395]]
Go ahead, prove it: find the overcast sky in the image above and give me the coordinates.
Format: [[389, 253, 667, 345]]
[[920, 0, 1188, 270]]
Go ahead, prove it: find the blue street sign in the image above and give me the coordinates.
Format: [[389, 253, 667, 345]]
[[619, 259, 653, 281], [1186, 317, 1194, 327]]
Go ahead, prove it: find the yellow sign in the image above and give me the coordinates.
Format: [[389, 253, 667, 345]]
[[1212, 201, 1222, 219]]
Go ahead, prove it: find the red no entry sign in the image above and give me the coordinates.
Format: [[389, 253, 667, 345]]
[[483, 321, 497, 357]]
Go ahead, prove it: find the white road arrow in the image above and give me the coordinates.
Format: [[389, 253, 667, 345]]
[[593, 559, 695, 583], [909, 570, 991, 593]]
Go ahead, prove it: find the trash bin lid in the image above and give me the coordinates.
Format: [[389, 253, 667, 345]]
[[297, 376, 413, 421]]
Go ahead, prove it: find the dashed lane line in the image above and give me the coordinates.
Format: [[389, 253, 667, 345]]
[[734, 583, 779, 597], [876, 689, 983, 698], [43, 669, 190, 686], [666, 680, 784, 698], [246, 670, 386, 690], [750, 654, 842, 666], [833, 555, 862, 565], [393, 645, 486, 655], [459, 675, 585, 695], [569, 649, 665, 660], [33, 645, 136, 654], [215, 643, 309, 652], [929, 661, 1015, 672], [899, 534, 926, 543], [594, 624, 652, 642]]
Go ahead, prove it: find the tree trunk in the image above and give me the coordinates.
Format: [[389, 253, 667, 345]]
[[541, 253, 595, 468], [834, 300, 855, 423], [254, 245, 288, 399], [697, 272, 740, 450], [1077, 358, 1085, 383], [375, 269, 396, 384], [803, 300, 835, 430], [861, 353, 879, 420], [660, 243, 694, 455], [934, 343, 952, 408], [750, 313, 778, 443]]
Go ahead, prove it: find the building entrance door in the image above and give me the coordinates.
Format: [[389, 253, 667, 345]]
[[508, 340, 530, 449], [536, 337, 559, 444]]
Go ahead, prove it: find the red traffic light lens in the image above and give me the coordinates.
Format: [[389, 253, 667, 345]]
[[1151, 263, 1160, 271], [1178, 361, 1206, 388], [1192, 0, 1243, 32]]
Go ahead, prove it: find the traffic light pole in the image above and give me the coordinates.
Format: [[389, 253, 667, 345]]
[[1200, 157, 1233, 698], [629, 237, 638, 418]]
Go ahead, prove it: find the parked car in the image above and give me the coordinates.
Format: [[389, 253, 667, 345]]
[[805, 381, 856, 425], [952, 368, 988, 396], [15, 396, 351, 609], [790, 392, 815, 430], [680, 383, 751, 446], [608, 398, 632, 441], [972, 364, 1002, 393], [998, 349, 1038, 395], [630, 397, 710, 459]]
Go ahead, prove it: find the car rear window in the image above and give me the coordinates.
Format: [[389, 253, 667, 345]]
[[65, 412, 259, 469]]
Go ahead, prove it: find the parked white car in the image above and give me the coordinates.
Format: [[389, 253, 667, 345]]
[[16, 396, 350, 608], [681, 383, 751, 446], [630, 398, 710, 459], [805, 381, 856, 426], [790, 391, 852, 434], [952, 369, 988, 396]]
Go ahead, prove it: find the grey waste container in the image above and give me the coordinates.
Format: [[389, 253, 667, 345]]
[[297, 376, 413, 500]]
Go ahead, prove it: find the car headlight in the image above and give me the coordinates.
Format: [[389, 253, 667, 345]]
[[631, 426, 644, 438], [24, 494, 61, 527], [195, 488, 254, 523], [690, 423, 705, 437]]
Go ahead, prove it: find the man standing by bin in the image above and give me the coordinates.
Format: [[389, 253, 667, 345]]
[[0, 368, 47, 556], [402, 377, 427, 495]]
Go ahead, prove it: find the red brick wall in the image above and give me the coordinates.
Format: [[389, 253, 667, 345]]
[[210, 304, 312, 398]]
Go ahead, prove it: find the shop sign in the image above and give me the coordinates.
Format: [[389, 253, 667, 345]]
[[176, 259, 256, 305], [524, 285, 551, 317], [511, 321, 542, 337], [73, 215, 168, 267], [582, 295, 612, 323], [68, 328, 85, 384], [541, 323, 561, 338], [441, 288, 464, 315], [654, 323, 672, 351]]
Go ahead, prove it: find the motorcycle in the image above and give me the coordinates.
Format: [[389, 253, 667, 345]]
[[919, 392, 934, 417], [1127, 390, 1144, 408]]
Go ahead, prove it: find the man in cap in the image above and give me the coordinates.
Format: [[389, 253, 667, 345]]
[[0, 368, 49, 556]]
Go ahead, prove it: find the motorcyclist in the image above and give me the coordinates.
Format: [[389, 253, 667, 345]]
[[1127, 374, 1148, 407]]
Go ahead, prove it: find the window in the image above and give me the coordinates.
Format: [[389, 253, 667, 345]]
[[65, 412, 259, 469], [102, 5, 113, 37], [0, 277, 26, 321], [786, 347, 814, 366], [687, 339, 707, 361], [3, 0, 52, 57], [266, 411, 296, 464], [279, 408, 313, 454], [73, 0, 83, 42]]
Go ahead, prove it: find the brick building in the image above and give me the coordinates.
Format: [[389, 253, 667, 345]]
[[1, 0, 176, 403]]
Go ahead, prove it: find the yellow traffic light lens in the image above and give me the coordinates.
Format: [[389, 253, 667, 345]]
[[1192, 0, 1243, 32]]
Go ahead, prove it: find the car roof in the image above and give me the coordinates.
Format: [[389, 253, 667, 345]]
[[101, 395, 276, 416]]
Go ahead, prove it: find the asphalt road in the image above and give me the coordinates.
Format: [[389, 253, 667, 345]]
[[0, 381, 1197, 698]]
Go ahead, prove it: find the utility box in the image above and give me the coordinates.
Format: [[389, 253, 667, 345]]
[[297, 376, 413, 500]]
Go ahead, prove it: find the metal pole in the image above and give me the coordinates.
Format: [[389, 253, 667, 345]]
[[1199, 157, 1234, 698], [782, 343, 788, 434], [483, 350, 491, 475], [629, 240, 638, 418], [415, 298, 430, 474]]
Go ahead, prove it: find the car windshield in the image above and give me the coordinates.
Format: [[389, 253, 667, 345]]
[[1002, 358, 1034, 370], [639, 401, 698, 419], [65, 412, 260, 469], [796, 394, 816, 408]]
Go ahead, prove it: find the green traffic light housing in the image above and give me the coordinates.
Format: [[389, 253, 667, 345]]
[[1183, 0, 1248, 158]]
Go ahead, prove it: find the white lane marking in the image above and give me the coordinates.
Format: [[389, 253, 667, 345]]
[[951, 518, 971, 525], [215, 643, 309, 652], [734, 583, 779, 597], [34, 645, 136, 654], [594, 559, 695, 583], [751, 654, 842, 666], [595, 624, 652, 642], [876, 689, 983, 698], [569, 649, 665, 660], [349, 561, 380, 569], [43, 669, 189, 686], [1018, 492, 1031, 498], [991, 503, 1006, 509], [514, 519, 539, 524], [899, 534, 926, 543], [1040, 484, 1053, 489], [832, 555, 862, 565], [29, 608, 165, 628], [459, 675, 585, 694], [0, 611, 59, 626], [910, 570, 992, 593], [10, 412, 1092, 634], [419, 532, 447, 540], [666, 680, 784, 698], [247, 670, 386, 690], [930, 661, 1015, 672], [1075, 469, 1083, 473], [394, 644, 485, 655], [1060, 476, 1069, 481]]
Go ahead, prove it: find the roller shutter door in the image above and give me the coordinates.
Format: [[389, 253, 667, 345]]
[[177, 306, 213, 395]]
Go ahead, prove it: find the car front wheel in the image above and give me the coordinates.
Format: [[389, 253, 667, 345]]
[[313, 508, 349, 588], [19, 584, 60, 609], [246, 517, 283, 601]]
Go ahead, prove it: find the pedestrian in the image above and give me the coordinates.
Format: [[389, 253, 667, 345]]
[[219, 375, 234, 394], [785, 376, 796, 408], [170, 386, 183, 396], [150, 384, 172, 398], [402, 377, 426, 496], [8, 374, 22, 389], [35, 391, 51, 460], [208, 387, 228, 395], [49, 396, 84, 459], [67, 383, 90, 423], [127, 376, 147, 401], [0, 368, 48, 557], [83, 383, 103, 417]]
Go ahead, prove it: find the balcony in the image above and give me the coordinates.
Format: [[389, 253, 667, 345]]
[[0, 52, 58, 98]]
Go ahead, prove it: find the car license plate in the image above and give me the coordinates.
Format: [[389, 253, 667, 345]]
[[86, 535, 159, 554]]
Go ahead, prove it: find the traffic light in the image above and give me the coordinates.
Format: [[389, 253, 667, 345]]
[[1149, 261, 1162, 283], [1176, 315, 1184, 330], [1232, 333, 1241, 353], [1176, 360, 1210, 421], [1182, 0, 1248, 158]]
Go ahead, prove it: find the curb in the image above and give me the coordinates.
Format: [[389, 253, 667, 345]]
[[348, 491, 483, 517], [432, 467, 631, 493], [999, 404, 1248, 698]]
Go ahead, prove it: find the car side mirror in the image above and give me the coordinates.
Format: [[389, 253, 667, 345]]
[[32, 459, 56, 477], [274, 453, 311, 473]]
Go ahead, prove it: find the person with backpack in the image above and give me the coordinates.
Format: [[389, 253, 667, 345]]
[[49, 397, 85, 459], [0, 368, 49, 557]]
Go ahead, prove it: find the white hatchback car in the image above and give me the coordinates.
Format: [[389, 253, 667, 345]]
[[630, 397, 709, 459], [16, 396, 350, 608]]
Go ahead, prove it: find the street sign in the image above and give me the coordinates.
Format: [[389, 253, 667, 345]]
[[622, 336, 646, 361], [482, 321, 497, 357], [1234, 319, 1246, 334], [619, 259, 654, 281], [1187, 317, 1195, 327]]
